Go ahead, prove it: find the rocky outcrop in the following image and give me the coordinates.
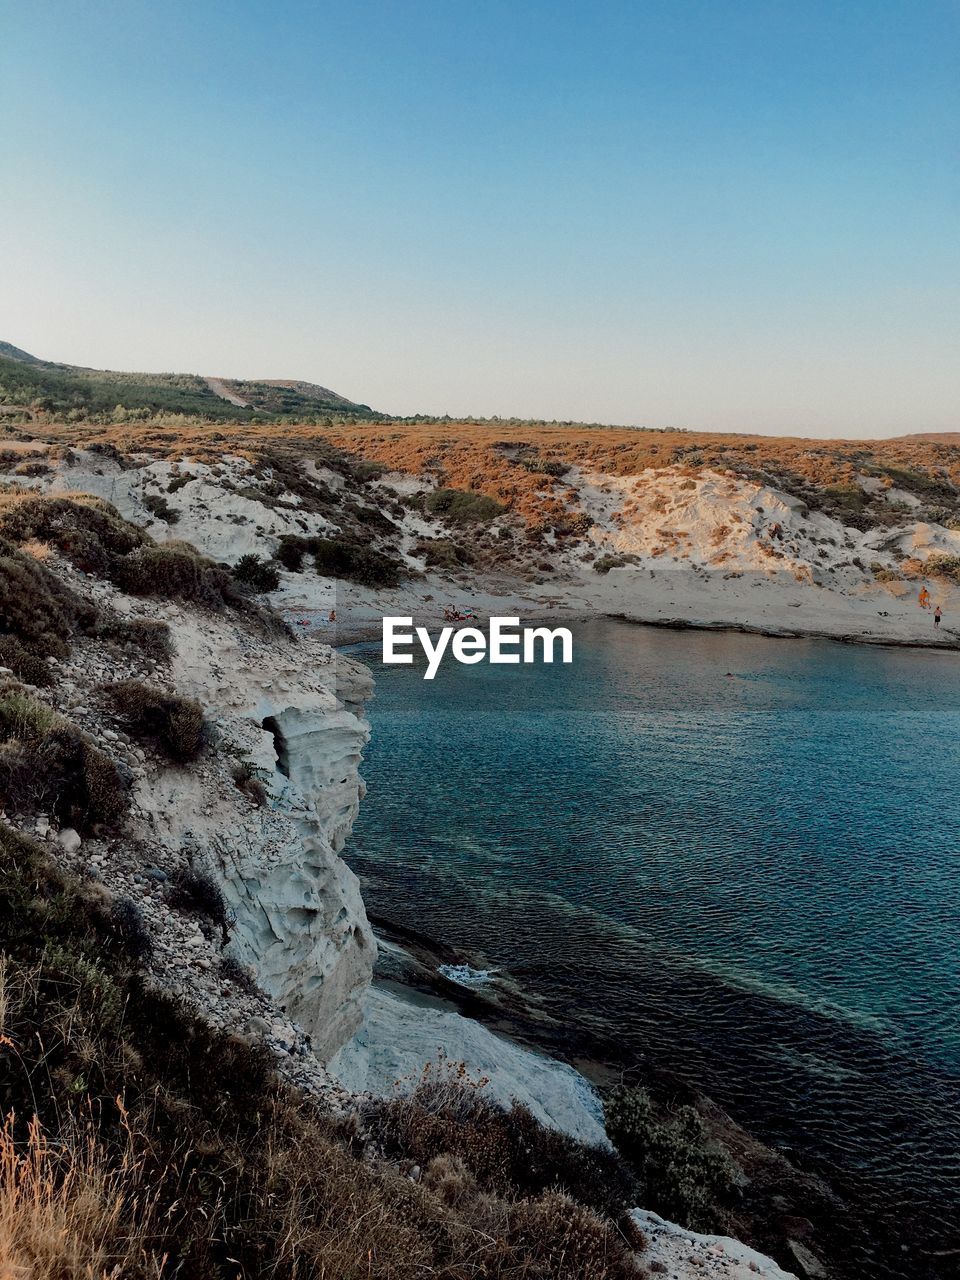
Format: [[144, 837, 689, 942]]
[[158, 606, 377, 1060], [328, 985, 610, 1146], [631, 1210, 798, 1279]]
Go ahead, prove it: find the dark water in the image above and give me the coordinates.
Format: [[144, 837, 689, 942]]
[[343, 620, 960, 1272]]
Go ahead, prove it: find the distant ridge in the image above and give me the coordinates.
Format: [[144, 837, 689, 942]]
[[0, 340, 380, 422], [0, 341, 47, 366]]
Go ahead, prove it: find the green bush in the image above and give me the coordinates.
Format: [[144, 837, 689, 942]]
[[414, 537, 475, 569], [0, 683, 128, 830], [0, 492, 148, 576], [93, 614, 173, 663], [232, 762, 268, 807], [107, 678, 205, 761], [143, 492, 180, 524], [366, 1067, 634, 1220], [276, 535, 306, 571], [313, 537, 403, 587], [425, 488, 505, 524], [233, 553, 280, 592], [169, 866, 230, 941], [0, 536, 91, 677], [112, 545, 233, 608], [605, 1085, 734, 1231]]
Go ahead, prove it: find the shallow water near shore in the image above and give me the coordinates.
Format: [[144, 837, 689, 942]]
[[342, 619, 960, 1272]]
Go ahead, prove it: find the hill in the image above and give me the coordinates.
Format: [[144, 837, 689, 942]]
[[0, 341, 380, 423]]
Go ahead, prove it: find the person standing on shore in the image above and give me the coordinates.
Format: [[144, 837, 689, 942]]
[[935, 605, 942, 628], [919, 587, 930, 609]]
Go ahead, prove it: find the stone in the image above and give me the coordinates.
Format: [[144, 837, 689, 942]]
[[786, 1241, 828, 1279], [58, 828, 81, 855]]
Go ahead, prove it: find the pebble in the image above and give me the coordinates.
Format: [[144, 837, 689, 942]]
[[58, 827, 82, 855]]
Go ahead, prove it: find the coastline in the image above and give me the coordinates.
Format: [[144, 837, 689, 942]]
[[334, 617, 960, 1280], [278, 565, 960, 656]]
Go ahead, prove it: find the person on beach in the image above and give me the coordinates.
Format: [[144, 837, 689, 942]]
[[919, 587, 930, 609], [935, 605, 942, 628]]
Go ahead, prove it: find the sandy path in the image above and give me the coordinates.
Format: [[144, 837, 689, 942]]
[[204, 376, 249, 408]]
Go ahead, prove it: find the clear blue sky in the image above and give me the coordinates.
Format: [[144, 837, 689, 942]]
[[2, 0, 957, 434]]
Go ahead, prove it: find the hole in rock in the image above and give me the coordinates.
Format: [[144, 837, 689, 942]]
[[262, 716, 290, 777]]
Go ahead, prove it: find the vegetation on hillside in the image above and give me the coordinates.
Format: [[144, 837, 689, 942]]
[[0, 345, 380, 425], [0, 489, 280, 626], [0, 822, 654, 1278]]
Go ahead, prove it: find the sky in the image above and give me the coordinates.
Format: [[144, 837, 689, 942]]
[[1, 1, 958, 436]]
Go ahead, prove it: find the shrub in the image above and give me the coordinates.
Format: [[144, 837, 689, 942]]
[[605, 1085, 734, 1231], [219, 954, 258, 991], [107, 679, 205, 761], [350, 458, 388, 482], [142, 492, 179, 524], [232, 762, 268, 807], [0, 536, 89, 677], [276, 536, 306, 571], [872, 565, 903, 583], [926, 554, 960, 584], [414, 537, 475, 570], [504, 1192, 644, 1279], [111, 545, 245, 612], [594, 555, 627, 574], [313, 537, 403, 587], [0, 684, 128, 831], [233, 553, 280, 593], [93, 614, 173, 663], [13, 458, 50, 476], [365, 1060, 634, 1219], [168, 866, 229, 941], [425, 487, 505, 524], [108, 896, 153, 961], [553, 511, 593, 537], [0, 635, 55, 686], [0, 492, 148, 576]]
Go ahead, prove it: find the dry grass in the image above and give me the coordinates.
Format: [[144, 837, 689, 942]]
[[107, 679, 205, 761], [0, 1109, 161, 1280], [0, 824, 650, 1280], [22, 418, 960, 535], [0, 684, 128, 830]]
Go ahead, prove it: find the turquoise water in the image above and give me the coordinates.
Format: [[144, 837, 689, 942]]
[[344, 620, 960, 1271]]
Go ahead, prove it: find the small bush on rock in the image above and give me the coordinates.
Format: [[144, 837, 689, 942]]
[[312, 537, 403, 587], [94, 614, 173, 663], [168, 866, 229, 941], [0, 535, 94, 680], [926, 554, 960, 584], [605, 1084, 734, 1231], [142, 492, 180, 524], [108, 896, 153, 961], [0, 684, 128, 830], [594, 555, 627, 574], [233, 553, 280, 593], [366, 1061, 634, 1219], [232, 762, 268, 807], [425, 487, 505, 524], [276, 536, 306, 571], [107, 679, 205, 761], [0, 492, 148, 575], [414, 538, 475, 570]]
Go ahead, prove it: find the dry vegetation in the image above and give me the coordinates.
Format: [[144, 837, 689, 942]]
[[0, 822, 650, 1279], [19, 418, 960, 539]]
